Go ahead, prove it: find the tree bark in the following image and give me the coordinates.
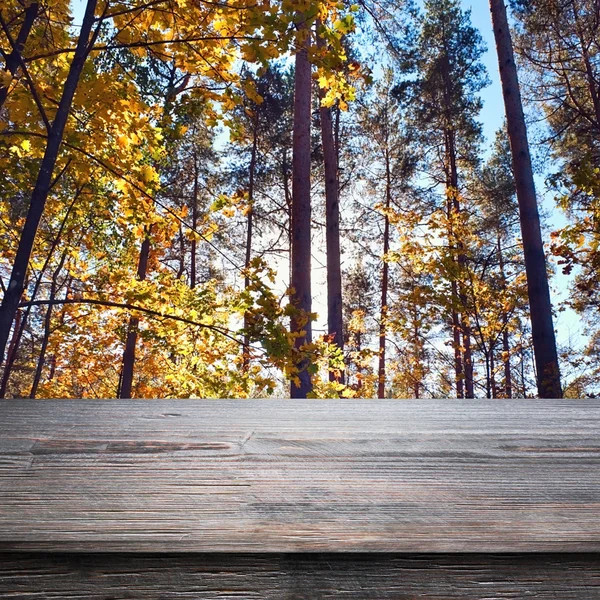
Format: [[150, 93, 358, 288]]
[[243, 112, 259, 371], [30, 250, 67, 398], [444, 129, 464, 399], [0, 309, 22, 397], [191, 153, 199, 290], [490, 0, 562, 397], [447, 129, 474, 399], [290, 21, 313, 398], [118, 236, 150, 399], [498, 236, 513, 398], [378, 151, 392, 399], [0, 0, 98, 366], [316, 23, 344, 383]]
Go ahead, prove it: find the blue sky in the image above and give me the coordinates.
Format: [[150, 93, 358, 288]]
[[462, 2, 505, 148]]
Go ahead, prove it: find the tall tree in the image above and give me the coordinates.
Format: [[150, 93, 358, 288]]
[[316, 22, 344, 380], [290, 17, 313, 398], [0, 0, 99, 366], [357, 70, 418, 397], [397, 0, 488, 397], [490, 0, 562, 397]]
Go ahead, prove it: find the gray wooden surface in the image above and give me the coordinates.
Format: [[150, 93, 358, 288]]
[[1, 399, 599, 552], [2, 553, 600, 599]]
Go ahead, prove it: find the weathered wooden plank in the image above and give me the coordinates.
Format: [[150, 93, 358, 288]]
[[2, 553, 600, 599], [0, 399, 599, 552]]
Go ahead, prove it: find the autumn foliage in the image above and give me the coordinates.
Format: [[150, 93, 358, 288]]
[[0, 0, 596, 398]]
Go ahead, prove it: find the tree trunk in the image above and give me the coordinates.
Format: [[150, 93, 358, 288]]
[[0, 309, 22, 397], [243, 113, 259, 371], [176, 224, 185, 279], [413, 313, 421, 399], [0, 2, 39, 109], [450, 281, 464, 398], [444, 129, 464, 399], [30, 250, 67, 398], [378, 151, 392, 399], [498, 237, 513, 398], [290, 21, 313, 398], [191, 154, 199, 290], [118, 236, 150, 399], [0, 0, 98, 365], [485, 350, 492, 399], [316, 23, 344, 383], [490, 0, 562, 397], [447, 128, 474, 399], [490, 342, 498, 398], [0, 189, 79, 397]]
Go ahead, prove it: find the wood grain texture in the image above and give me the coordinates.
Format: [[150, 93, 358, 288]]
[[2, 553, 600, 599], [0, 399, 599, 552]]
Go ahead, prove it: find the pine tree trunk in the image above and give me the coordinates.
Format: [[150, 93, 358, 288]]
[[490, 342, 498, 398], [0, 0, 98, 365], [243, 114, 259, 371], [290, 22, 313, 398], [485, 350, 492, 399], [445, 129, 464, 399], [413, 312, 421, 399], [378, 152, 392, 399], [498, 237, 513, 398], [118, 236, 150, 399], [316, 23, 344, 383], [490, 0, 562, 397], [448, 128, 474, 399], [450, 282, 464, 398], [0, 2, 39, 109], [191, 153, 199, 290]]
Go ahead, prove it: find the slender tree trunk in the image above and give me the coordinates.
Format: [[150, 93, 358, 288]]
[[502, 327, 512, 397], [0, 2, 39, 109], [0, 0, 98, 365], [490, 342, 498, 398], [378, 152, 392, 399], [485, 350, 491, 398], [30, 250, 67, 398], [447, 128, 474, 398], [355, 330, 363, 393], [498, 237, 513, 397], [191, 154, 199, 289], [0, 310, 22, 397], [243, 113, 259, 371], [490, 0, 562, 397], [282, 150, 293, 284], [290, 21, 313, 398], [176, 224, 185, 279], [444, 130, 464, 398], [316, 23, 344, 383], [118, 235, 150, 399], [321, 102, 344, 376], [117, 67, 179, 399], [0, 189, 79, 397], [450, 282, 464, 398], [413, 312, 421, 399]]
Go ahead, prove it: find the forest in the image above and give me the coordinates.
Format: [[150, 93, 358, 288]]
[[0, 0, 598, 399]]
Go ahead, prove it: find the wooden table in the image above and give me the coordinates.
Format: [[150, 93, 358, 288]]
[[1, 399, 599, 598]]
